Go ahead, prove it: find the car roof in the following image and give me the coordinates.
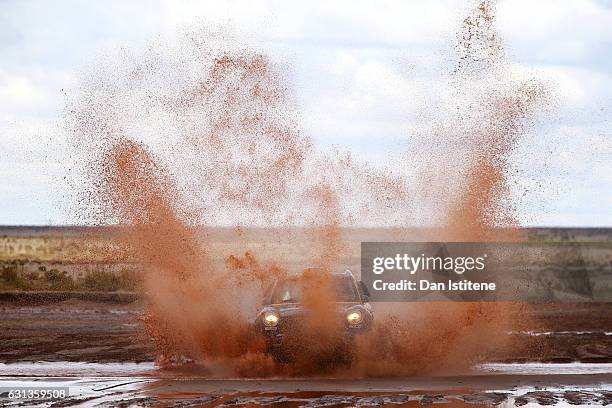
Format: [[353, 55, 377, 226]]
[[278, 268, 355, 282]]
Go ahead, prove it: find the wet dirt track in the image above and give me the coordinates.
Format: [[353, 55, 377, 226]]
[[1, 299, 611, 365], [0, 299, 611, 406], [0, 298, 153, 363], [0, 362, 611, 407]]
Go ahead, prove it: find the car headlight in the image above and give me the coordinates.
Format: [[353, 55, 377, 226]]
[[347, 310, 363, 325], [263, 311, 279, 327]]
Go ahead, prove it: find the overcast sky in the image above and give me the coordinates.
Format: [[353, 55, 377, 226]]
[[1, 0, 611, 226]]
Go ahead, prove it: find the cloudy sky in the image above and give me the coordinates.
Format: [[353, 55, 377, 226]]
[[1, 0, 611, 226]]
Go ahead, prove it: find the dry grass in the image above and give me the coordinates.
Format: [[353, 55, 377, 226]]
[[1, 227, 610, 293]]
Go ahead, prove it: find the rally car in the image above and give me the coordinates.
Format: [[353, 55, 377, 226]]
[[254, 269, 373, 360]]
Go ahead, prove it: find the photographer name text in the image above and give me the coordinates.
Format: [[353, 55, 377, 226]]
[[371, 253, 496, 292]]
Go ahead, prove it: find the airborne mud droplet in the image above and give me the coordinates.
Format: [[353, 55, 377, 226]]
[[66, 0, 548, 377]]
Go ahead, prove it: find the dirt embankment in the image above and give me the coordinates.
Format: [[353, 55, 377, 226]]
[[0, 298, 152, 363], [0, 291, 138, 304]]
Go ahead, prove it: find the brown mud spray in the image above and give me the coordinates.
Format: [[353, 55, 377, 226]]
[[66, 0, 548, 377]]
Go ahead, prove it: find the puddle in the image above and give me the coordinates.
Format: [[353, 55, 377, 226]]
[[510, 331, 612, 337], [0, 362, 610, 406], [480, 363, 612, 375], [2, 361, 610, 378], [0, 361, 157, 377]]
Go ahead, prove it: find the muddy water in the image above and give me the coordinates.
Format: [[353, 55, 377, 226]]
[[0, 363, 611, 407], [65, 0, 552, 377]]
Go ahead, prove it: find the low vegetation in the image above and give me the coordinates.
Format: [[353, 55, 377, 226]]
[[81, 270, 139, 292], [0, 261, 140, 292]]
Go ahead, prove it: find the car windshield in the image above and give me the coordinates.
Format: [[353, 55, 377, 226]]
[[270, 275, 359, 304]]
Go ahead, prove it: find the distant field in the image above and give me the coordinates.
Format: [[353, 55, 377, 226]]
[[2, 226, 612, 261], [1, 226, 611, 294]]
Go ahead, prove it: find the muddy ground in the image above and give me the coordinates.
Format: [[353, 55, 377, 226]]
[[1, 368, 612, 407], [0, 297, 611, 364], [0, 298, 611, 406], [0, 297, 151, 363]]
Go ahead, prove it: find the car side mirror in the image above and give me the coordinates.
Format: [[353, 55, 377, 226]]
[[359, 281, 371, 302]]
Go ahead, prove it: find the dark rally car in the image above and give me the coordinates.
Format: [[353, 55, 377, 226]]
[[254, 269, 374, 359]]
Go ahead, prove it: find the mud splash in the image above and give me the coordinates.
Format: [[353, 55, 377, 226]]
[[66, 0, 548, 377], [347, 0, 547, 377]]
